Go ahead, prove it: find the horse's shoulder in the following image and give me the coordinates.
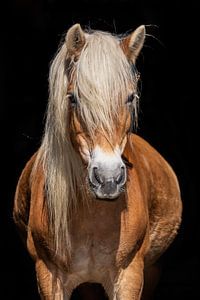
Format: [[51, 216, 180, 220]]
[[130, 134, 160, 156], [129, 134, 172, 169], [130, 134, 182, 219], [13, 151, 41, 237], [16, 152, 39, 190], [125, 133, 161, 168], [128, 133, 180, 191]]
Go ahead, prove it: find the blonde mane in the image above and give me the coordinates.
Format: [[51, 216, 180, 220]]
[[33, 29, 139, 259]]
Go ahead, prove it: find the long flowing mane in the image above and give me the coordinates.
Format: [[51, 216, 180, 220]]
[[32, 29, 139, 258]]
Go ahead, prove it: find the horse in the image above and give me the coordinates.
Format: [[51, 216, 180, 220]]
[[13, 23, 182, 300]]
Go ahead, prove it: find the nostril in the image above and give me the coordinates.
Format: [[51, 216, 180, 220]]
[[116, 174, 123, 184], [116, 166, 126, 185], [93, 167, 103, 185]]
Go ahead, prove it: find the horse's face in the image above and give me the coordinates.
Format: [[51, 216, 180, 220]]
[[69, 101, 132, 200], [65, 24, 145, 200]]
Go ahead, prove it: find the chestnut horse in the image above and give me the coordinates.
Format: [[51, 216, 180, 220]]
[[13, 24, 182, 299]]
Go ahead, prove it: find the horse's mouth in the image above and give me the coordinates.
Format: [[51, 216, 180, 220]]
[[95, 195, 120, 202]]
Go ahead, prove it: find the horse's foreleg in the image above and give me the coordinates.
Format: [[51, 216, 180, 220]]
[[35, 260, 68, 300], [114, 254, 144, 300], [141, 261, 162, 300]]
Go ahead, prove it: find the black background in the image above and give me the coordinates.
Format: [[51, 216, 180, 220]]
[[1, 0, 199, 299]]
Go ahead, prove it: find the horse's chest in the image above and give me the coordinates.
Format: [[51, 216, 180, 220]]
[[71, 224, 119, 268], [69, 205, 143, 278], [69, 208, 121, 277], [70, 236, 116, 279], [68, 228, 129, 289]]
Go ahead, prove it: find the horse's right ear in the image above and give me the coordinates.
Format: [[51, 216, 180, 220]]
[[65, 24, 86, 55]]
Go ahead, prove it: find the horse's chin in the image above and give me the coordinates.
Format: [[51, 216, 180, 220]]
[[95, 196, 119, 202], [94, 194, 120, 202]]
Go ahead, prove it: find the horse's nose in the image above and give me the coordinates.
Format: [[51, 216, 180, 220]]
[[90, 165, 126, 199], [92, 165, 126, 186], [102, 179, 117, 195], [92, 166, 104, 185], [115, 166, 126, 185]]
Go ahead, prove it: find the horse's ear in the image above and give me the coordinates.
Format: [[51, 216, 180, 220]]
[[65, 24, 86, 55], [121, 25, 145, 63]]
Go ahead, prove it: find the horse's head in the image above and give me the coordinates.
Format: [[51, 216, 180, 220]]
[[65, 24, 145, 200], [49, 24, 145, 201]]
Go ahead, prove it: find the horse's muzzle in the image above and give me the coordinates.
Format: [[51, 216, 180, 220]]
[[89, 164, 126, 200]]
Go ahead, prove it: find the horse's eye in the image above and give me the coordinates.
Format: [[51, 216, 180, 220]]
[[68, 93, 78, 106], [126, 93, 136, 104]]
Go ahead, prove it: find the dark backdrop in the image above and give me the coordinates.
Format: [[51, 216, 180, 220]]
[[1, 1, 198, 299]]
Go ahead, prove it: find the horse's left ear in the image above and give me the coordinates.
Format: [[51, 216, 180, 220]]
[[65, 23, 86, 55], [121, 25, 146, 63]]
